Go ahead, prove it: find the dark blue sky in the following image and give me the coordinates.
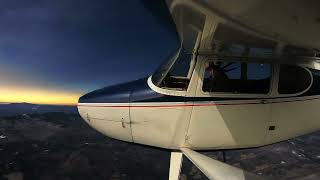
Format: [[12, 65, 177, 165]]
[[0, 0, 178, 103]]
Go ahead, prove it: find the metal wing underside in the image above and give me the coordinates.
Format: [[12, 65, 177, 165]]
[[164, 0, 320, 61]]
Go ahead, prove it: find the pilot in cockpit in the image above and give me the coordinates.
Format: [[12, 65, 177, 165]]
[[205, 62, 230, 92]]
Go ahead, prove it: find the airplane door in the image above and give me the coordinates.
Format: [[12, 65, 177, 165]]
[[186, 60, 273, 149], [266, 64, 317, 143]]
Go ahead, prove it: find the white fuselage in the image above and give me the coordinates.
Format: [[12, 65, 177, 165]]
[[78, 57, 320, 150]]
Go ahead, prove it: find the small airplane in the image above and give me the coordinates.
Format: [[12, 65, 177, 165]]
[[77, 0, 320, 179]]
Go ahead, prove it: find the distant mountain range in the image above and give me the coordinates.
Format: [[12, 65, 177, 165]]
[[0, 103, 78, 117]]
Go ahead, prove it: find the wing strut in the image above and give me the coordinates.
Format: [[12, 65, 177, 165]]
[[168, 148, 266, 180], [169, 152, 183, 180]]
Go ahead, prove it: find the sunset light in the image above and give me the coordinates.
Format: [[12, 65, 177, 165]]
[[0, 88, 82, 105]]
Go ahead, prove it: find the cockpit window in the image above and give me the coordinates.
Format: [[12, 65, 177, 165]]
[[202, 61, 271, 94], [151, 48, 194, 91], [152, 9, 201, 91], [151, 50, 179, 87], [278, 64, 311, 94]]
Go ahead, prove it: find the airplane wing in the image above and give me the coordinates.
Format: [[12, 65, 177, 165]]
[[165, 0, 320, 51], [169, 148, 266, 180]]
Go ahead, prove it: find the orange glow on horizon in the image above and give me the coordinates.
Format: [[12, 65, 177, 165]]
[[0, 88, 83, 106]]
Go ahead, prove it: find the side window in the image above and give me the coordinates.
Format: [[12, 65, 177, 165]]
[[202, 61, 271, 94], [278, 65, 311, 94]]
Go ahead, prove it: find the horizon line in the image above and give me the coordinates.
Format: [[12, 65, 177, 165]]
[[0, 101, 77, 106]]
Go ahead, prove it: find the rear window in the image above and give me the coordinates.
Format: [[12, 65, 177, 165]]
[[278, 65, 311, 94]]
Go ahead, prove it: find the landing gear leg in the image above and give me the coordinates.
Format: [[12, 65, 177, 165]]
[[169, 151, 183, 180]]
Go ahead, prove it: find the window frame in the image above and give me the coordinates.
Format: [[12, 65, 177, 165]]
[[198, 58, 274, 98], [275, 63, 313, 97]]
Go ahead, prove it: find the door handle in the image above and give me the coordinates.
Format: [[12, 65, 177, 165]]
[[260, 99, 268, 104], [121, 118, 125, 128]]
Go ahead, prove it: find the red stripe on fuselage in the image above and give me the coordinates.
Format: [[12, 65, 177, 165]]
[[77, 96, 320, 108], [77, 102, 261, 108]]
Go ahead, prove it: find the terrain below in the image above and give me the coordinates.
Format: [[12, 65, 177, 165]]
[[0, 107, 319, 179]]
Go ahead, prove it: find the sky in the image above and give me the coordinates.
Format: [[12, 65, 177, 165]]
[[0, 0, 179, 105]]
